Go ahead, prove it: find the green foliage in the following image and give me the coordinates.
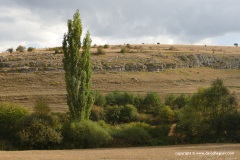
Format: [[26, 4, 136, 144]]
[[94, 91, 106, 107], [105, 104, 138, 124], [6, 48, 14, 53], [158, 106, 175, 123], [62, 10, 94, 121], [105, 91, 135, 106], [105, 91, 121, 105], [16, 114, 62, 149], [173, 94, 189, 109], [27, 47, 35, 52], [142, 92, 163, 115], [176, 79, 239, 143], [16, 45, 26, 52], [90, 106, 105, 121], [165, 94, 176, 107], [34, 97, 51, 115], [111, 124, 151, 146], [148, 125, 172, 145], [103, 44, 109, 48], [62, 120, 112, 148], [0, 103, 29, 139], [119, 104, 138, 123], [105, 105, 121, 124]]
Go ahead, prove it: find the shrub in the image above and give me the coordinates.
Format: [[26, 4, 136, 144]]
[[90, 106, 105, 121], [103, 44, 109, 48], [148, 125, 172, 145], [120, 47, 127, 53], [94, 91, 106, 107], [6, 48, 14, 53], [16, 45, 26, 52], [111, 124, 151, 146], [0, 103, 29, 140], [158, 106, 175, 123], [34, 97, 51, 115], [105, 91, 122, 105], [120, 104, 138, 123], [165, 94, 176, 107], [168, 46, 178, 51], [62, 120, 112, 148], [96, 47, 105, 55], [173, 94, 189, 109], [105, 105, 121, 124], [141, 92, 163, 115], [122, 92, 135, 105], [27, 47, 35, 52], [16, 114, 62, 149], [105, 91, 135, 106]]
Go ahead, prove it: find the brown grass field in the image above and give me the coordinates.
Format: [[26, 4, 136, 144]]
[[0, 144, 239, 160]]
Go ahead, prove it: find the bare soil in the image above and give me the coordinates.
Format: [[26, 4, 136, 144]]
[[0, 144, 239, 160]]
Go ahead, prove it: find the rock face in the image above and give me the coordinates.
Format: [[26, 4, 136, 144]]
[[0, 52, 240, 73]]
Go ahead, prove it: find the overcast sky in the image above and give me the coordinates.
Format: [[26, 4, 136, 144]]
[[0, 0, 240, 52]]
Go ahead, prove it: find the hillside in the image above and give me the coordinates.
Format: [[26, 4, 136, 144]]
[[0, 44, 240, 111]]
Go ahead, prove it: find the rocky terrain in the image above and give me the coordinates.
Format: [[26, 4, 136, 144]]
[[0, 44, 240, 73], [0, 44, 239, 111]]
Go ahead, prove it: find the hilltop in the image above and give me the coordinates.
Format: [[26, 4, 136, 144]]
[[0, 44, 239, 111]]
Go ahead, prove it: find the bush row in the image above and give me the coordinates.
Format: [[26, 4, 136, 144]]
[[0, 101, 173, 150]]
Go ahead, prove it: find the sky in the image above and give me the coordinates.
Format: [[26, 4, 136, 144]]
[[0, 0, 240, 52]]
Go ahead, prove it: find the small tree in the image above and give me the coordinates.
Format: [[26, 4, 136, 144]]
[[27, 47, 35, 52], [234, 43, 238, 47], [62, 10, 94, 121], [16, 45, 26, 52], [6, 48, 14, 53]]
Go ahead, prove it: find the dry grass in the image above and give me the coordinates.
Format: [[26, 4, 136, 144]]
[[0, 144, 239, 160], [0, 44, 240, 112], [0, 67, 240, 112]]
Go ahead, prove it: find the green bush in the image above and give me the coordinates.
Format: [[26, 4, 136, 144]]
[[34, 97, 51, 115], [6, 48, 14, 53], [105, 91, 135, 106], [120, 104, 138, 123], [176, 79, 239, 143], [105, 91, 122, 105], [141, 92, 163, 115], [111, 124, 151, 146], [62, 120, 112, 148], [103, 44, 109, 48], [16, 45, 26, 52], [158, 106, 175, 123], [173, 94, 189, 109], [105, 105, 121, 124], [0, 103, 29, 139], [94, 91, 106, 107], [27, 47, 35, 52], [90, 106, 105, 121], [148, 125, 172, 145], [16, 114, 62, 149], [105, 104, 138, 124], [165, 94, 176, 107]]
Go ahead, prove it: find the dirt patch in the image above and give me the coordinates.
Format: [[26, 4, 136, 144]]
[[0, 144, 239, 160]]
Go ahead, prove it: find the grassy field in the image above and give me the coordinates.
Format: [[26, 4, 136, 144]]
[[0, 144, 239, 160]]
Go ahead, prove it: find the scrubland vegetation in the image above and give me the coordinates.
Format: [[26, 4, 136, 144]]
[[0, 10, 239, 152], [0, 79, 239, 150]]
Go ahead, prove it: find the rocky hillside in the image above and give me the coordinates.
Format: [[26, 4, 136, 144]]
[[0, 44, 240, 73]]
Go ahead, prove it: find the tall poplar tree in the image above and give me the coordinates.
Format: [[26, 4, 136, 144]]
[[62, 10, 94, 121]]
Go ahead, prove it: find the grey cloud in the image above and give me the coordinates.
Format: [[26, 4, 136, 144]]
[[0, 0, 240, 51]]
